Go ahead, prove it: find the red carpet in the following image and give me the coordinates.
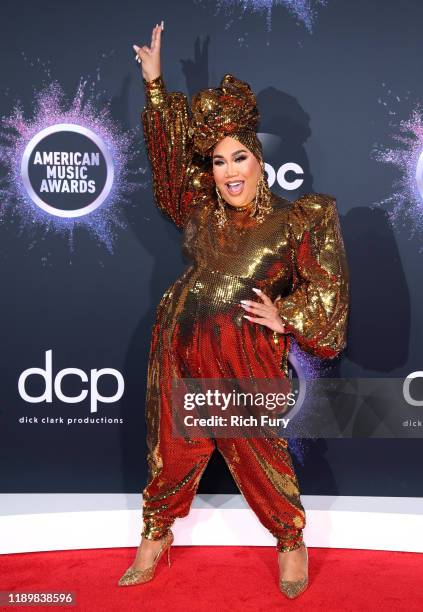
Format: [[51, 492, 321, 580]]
[[1, 546, 422, 611]]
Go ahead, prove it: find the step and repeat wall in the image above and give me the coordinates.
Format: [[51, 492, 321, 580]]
[[1, 0, 423, 496]]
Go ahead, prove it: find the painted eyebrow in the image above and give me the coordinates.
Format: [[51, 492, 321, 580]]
[[212, 149, 248, 159]]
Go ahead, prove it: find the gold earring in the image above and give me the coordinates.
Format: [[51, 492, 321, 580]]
[[253, 166, 273, 223], [248, 186, 258, 218], [214, 185, 228, 228], [247, 162, 264, 219]]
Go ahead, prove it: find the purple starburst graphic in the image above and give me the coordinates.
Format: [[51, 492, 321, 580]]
[[289, 338, 330, 379], [372, 104, 423, 251], [286, 338, 332, 463], [197, 0, 328, 33], [0, 75, 145, 254]]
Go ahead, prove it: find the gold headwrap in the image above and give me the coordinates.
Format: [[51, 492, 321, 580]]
[[188, 73, 272, 226], [188, 73, 263, 162]]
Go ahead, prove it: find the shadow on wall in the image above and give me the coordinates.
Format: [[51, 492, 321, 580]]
[[343, 205, 410, 372]]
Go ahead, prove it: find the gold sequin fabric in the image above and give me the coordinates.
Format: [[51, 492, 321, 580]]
[[189, 73, 262, 158], [139, 74, 349, 552]]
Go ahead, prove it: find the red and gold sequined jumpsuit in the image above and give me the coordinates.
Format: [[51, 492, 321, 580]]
[[140, 74, 349, 552]]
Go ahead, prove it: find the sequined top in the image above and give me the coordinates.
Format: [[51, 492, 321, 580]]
[[141, 74, 349, 363]]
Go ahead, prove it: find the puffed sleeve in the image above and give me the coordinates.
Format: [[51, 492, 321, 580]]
[[275, 193, 349, 359], [141, 74, 211, 229]]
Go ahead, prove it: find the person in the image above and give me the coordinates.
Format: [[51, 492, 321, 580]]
[[118, 22, 349, 599]]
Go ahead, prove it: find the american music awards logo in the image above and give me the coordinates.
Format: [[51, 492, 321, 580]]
[[0, 80, 143, 252], [21, 124, 114, 218]]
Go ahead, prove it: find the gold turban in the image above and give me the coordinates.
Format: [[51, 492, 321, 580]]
[[188, 73, 264, 163]]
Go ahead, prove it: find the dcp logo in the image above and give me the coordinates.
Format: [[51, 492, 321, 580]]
[[18, 349, 124, 413]]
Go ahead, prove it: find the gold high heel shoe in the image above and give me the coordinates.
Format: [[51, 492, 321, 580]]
[[118, 530, 174, 586], [279, 542, 309, 599]]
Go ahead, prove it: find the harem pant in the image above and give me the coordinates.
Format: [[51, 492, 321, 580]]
[[140, 314, 306, 553]]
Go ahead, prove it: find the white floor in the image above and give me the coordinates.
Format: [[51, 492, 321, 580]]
[[1, 494, 422, 554]]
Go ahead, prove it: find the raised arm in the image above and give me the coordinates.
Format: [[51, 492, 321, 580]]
[[141, 73, 194, 228], [134, 23, 210, 229], [276, 194, 350, 359]]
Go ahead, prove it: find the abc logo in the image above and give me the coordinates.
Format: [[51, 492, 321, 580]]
[[259, 132, 305, 191], [265, 162, 304, 191]]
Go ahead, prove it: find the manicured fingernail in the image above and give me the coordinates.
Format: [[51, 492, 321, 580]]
[[243, 315, 250, 319], [240, 300, 248, 304], [252, 288, 261, 293]]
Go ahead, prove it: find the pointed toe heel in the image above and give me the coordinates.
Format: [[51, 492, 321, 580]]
[[279, 543, 309, 599], [279, 576, 309, 599], [118, 530, 174, 587]]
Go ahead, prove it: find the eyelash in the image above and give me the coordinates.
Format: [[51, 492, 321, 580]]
[[213, 155, 247, 166]]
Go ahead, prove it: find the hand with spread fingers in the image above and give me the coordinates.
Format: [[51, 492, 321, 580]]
[[133, 21, 163, 82], [240, 288, 286, 334]]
